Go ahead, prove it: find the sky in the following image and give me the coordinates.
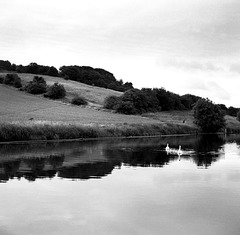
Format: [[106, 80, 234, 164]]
[[0, 0, 239, 107]]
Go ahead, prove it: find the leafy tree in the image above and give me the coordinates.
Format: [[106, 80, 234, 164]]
[[0, 60, 11, 71], [121, 89, 149, 114], [153, 88, 175, 111], [193, 98, 225, 133], [26, 62, 39, 74], [180, 94, 200, 110], [59, 66, 80, 81], [10, 63, 17, 71], [123, 82, 133, 91], [141, 88, 160, 112], [218, 104, 228, 115], [46, 66, 58, 77], [227, 106, 238, 117]]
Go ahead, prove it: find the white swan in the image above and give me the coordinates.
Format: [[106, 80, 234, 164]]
[[177, 145, 183, 156], [168, 145, 182, 155], [165, 144, 170, 152]]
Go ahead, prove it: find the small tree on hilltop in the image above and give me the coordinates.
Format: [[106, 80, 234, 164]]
[[193, 98, 225, 133]]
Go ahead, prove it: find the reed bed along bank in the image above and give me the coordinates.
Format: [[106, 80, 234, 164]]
[[0, 122, 197, 143]]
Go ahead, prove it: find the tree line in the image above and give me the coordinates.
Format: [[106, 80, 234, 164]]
[[0, 60, 133, 92], [104, 87, 239, 117]]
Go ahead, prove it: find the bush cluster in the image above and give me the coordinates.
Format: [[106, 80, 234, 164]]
[[104, 88, 200, 115], [44, 82, 66, 99], [71, 95, 88, 106], [3, 74, 22, 88], [24, 76, 47, 94]]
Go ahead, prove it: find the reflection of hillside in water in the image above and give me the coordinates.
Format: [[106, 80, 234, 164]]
[[0, 135, 227, 182]]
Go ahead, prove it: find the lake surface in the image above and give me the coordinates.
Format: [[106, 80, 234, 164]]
[[0, 134, 240, 235]]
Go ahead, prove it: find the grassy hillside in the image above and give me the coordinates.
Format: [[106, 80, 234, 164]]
[[0, 84, 160, 125], [0, 72, 194, 126], [0, 72, 122, 106], [0, 72, 239, 142]]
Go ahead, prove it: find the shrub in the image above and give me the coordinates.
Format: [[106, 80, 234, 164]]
[[25, 82, 47, 94], [3, 74, 22, 88], [71, 95, 88, 105], [193, 98, 225, 133], [104, 95, 121, 110], [116, 101, 137, 115], [24, 76, 47, 94], [44, 82, 66, 99]]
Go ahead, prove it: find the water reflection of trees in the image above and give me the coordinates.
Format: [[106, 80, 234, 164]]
[[0, 134, 229, 182], [191, 135, 225, 168], [104, 148, 176, 168], [59, 161, 121, 180]]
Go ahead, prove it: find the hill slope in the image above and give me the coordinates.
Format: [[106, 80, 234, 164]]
[[0, 72, 122, 106], [0, 84, 162, 125]]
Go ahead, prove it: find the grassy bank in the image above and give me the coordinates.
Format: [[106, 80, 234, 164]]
[[0, 122, 197, 143]]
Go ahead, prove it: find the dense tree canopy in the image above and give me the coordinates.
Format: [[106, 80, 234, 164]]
[[0, 60, 11, 71], [193, 98, 226, 133], [104, 88, 201, 115], [16, 62, 59, 77], [59, 65, 133, 92]]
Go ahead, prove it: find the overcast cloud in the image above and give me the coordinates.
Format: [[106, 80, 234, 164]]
[[0, 0, 239, 106]]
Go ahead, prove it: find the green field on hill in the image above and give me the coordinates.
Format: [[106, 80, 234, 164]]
[[0, 72, 193, 126], [0, 72, 239, 142]]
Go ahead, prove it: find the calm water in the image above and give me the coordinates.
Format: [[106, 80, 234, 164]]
[[0, 135, 240, 235]]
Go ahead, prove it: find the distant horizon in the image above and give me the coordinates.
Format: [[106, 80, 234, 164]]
[[1, 0, 240, 107]]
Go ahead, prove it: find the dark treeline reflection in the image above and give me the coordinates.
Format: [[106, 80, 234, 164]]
[[0, 134, 230, 182], [192, 135, 225, 168]]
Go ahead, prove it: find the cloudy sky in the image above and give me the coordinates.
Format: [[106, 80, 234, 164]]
[[0, 0, 239, 107]]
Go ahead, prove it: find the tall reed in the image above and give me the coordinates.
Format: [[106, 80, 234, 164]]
[[0, 122, 198, 142]]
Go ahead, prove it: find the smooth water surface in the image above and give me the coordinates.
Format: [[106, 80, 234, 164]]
[[0, 135, 240, 235]]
